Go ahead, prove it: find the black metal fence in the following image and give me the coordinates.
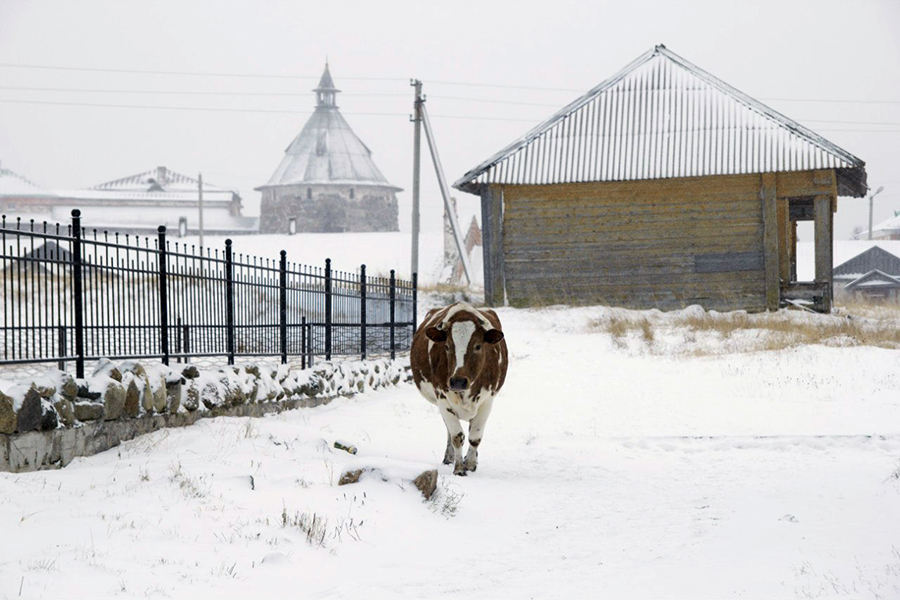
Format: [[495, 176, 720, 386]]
[[0, 210, 417, 377]]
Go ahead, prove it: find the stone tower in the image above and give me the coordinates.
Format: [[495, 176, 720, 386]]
[[257, 64, 401, 233]]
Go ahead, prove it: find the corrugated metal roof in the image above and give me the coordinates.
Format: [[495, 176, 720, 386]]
[[258, 65, 401, 191], [454, 45, 867, 196], [833, 245, 900, 276], [57, 188, 236, 203], [0, 165, 57, 198], [91, 166, 235, 195]]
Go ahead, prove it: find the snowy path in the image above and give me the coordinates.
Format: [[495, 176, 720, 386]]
[[2, 306, 900, 599]]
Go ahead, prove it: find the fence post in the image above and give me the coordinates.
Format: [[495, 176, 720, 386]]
[[71, 209, 85, 378], [279, 250, 287, 365], [157, 226, 170, 366], [324, 258, 332, 362], [301, 315, 307, 370], [183, 323, 191, 364], [225, 239, 235, 365], [175, 316, 182, 364], [389, 269, 396, 360], [359, 264, 367, 360], [412, 272, 418, 335], [57, 325, 66, 371]]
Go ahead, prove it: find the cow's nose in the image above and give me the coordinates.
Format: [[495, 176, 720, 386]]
[[449, 377, 468, 391]]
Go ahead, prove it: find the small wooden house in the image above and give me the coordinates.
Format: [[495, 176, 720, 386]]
[[833, 246, 900, 300], [453, 46, 868, 312], [843, 270, 900, 300]]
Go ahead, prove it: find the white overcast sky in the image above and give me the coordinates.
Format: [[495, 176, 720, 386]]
[[0, 0, 898, 240]]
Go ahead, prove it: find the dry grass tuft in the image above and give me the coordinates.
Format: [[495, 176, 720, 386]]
[[588, 300, 900, 355]]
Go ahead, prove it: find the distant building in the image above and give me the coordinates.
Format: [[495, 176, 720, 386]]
[[449, 216, 483, 285], [2, 163, 256, 235], [856, 212, 900, 241], [454, 45, 868, 313], [0, 163, 60, 223], [257, 64, 401, 234], [833, 246, 900, 300]]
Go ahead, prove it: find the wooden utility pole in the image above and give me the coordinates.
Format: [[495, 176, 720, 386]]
[[420, 101, 472, 285], [198, 172, 205, 249], [410, 79, 422, 279]]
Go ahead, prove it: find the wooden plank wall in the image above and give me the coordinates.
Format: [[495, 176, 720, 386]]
[[499, 174, 768, 311]]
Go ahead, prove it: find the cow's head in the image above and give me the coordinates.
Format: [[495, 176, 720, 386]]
[[425, 310, 504, 393]]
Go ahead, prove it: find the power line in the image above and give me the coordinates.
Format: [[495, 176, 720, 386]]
[[429, 95, 560, 107], [0, 98, 399, 115], [428, 79, 583, 93], [2, 62, 900, 104], [0, 98, 540, 122], [2, 98, 900, 130], [759, 97, 900, 105], [2, 90, 899, 126], [0, 85, 408, 97], [0, 86, 559, 106], [0, 62, 407, 82]]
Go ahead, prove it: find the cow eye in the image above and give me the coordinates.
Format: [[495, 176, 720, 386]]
[[475, 344, 482, 351]]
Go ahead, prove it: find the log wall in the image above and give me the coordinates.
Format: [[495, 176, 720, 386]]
[[496, 173, 771, 311]]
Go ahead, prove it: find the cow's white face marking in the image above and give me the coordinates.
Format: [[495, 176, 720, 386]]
[[450, 321, 476, 375]]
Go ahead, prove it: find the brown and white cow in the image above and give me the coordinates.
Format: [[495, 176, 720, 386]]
[[410, 302, 508, 476]]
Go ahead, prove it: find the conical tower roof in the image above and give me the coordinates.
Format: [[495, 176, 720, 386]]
[[258, 64, 400, 191]]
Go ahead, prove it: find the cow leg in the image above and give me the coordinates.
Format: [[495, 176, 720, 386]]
[[438, 405, 467, 476], [464, 396, 494, 472], [442, 432, 453, 465]]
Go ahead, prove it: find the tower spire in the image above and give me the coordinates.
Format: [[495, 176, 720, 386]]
[[314, 62, 340, 108]]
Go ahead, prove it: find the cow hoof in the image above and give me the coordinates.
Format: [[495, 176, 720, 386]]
[[442, 457, 453, 466], [453, 467, 468, 477], [465, 463, 477, 472]]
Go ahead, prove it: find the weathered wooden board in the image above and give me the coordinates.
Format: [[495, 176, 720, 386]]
[[762, 172, 779, 311], [695, 251, 765, 273], [481, 186, 505, 306]]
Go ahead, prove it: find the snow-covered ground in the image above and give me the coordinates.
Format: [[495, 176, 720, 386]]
[[174, 230, 475, 286], [2, 304, 899, 599]]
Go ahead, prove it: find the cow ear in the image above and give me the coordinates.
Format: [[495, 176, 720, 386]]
[[484, 329, 504, 344], [425, 327, 448, 342]]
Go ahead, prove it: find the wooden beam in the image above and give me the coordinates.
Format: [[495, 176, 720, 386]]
[[777, 198, 790, 282], [814, 194, 833, 311], [790, 221, 798, 282], [761, 173, 779, 311], [481, 185, 506, 307], [776, 170, 835, 199]]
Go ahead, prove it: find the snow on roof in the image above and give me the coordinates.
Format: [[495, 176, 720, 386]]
[[57, 188, 236, 203], [844, 269, 900, 290], [454, 45, 866, 196], [797, 240, 900, 282], [0, 164, 57, 198], [858, 212, 900, 238], [258, 66, 400, 191], [90, 166, 236, 195]]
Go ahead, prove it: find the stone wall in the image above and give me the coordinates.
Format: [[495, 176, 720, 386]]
[[259, 184, 399, 234], [0, 358, 410, 473]]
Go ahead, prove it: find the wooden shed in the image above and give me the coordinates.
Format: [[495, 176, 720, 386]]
[[453, 46, 868, 312]]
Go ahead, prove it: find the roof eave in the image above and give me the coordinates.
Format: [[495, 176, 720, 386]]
[[256, 181, 403, 193], [836, 166, 868, 198]]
